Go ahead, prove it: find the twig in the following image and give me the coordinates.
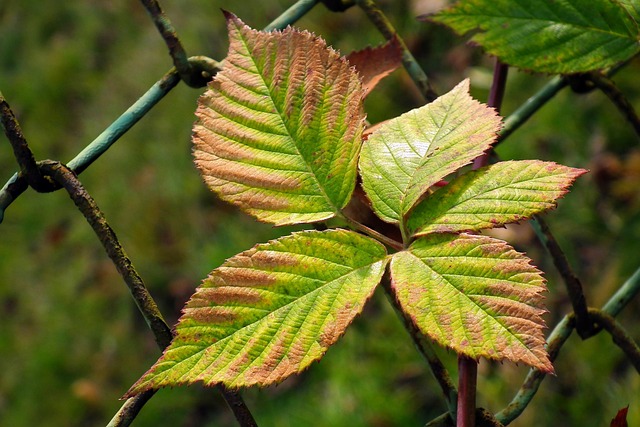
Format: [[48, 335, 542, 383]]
[[264, 0, 320, 31], [497, 76, 568, 144], [473, 60, 508, 169], [587, 72, 640, 139], [355, 0, 437, 101], [456, 357, 477, 427], [39, 161, 258, 427], [588, 308, 640, 373], [602, 265, 640, 317], [0, 92, 54, 192], [530, 216, 592, 338]]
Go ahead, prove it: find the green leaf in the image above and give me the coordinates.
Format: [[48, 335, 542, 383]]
[[358, 79, 501, 226], [125, 229, 388, 394], [430, 0, 640, 73], [390, 233, 553, 372], [193, 13, 365, 225], [408, 160, 587, 237]]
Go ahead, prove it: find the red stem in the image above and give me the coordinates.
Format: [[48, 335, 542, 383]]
[[457, 356, 478, 427]]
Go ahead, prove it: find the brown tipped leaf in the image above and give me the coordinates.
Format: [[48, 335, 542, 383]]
[[390, 233, 553, 373], [126, 229, 388, 394], [193, 13, 365, 225], [346, 37, 403, 97]]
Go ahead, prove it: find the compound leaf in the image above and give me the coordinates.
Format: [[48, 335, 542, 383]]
[[408, 160, 587, 237], [125, 229, 388, 394], [193, 13, 365, 225], [430, 0, 640, 73], [359, 79, 501, 225], [390, 233, 553, 372]]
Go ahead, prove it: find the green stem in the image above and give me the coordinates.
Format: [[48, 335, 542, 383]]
[[602, 265, 640, 317], [498, 76, 567, 144], [355, 0, 437, 101], [264, 0, 320, 31]]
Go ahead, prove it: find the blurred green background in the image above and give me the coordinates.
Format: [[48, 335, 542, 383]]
[[1, 0, 639, 425]]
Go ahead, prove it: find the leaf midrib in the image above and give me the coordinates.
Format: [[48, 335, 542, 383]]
[[236, 26, 342, 216]]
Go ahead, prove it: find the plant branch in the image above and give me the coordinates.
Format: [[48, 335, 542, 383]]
[[38, 161, 258, 427], [456, 356, 477, 427], [530, 215, 592, 338], [587, 72, 640, 139], [355, 0, 437, 101], [587, 308, 640, 374], [497, 76, 568, 144], [264, 0, 320, 31], [381, 275, 458, 414], [602, 265, 640, 317], [0, 92, 56, 192], [473, 60, 508, 169]]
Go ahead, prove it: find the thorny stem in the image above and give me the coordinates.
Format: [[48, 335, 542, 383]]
[[355, 0, 437, 102], [380, 275, 458, 415], [530, 216, 592, 337], [39, 161, 258, 427]]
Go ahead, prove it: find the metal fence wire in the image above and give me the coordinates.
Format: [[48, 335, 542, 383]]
[[1, 1, 639, 426]]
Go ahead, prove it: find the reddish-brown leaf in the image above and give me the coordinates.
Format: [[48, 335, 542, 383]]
[[346, 37, 403, 97]]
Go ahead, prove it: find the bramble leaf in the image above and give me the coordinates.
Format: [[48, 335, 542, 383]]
[[390, 233, 553, 372], [346, 37, 403, 97], [125, 229, 388, 394], [358, 79, 501, 225], [408, 160, 588, 237], [193, 13, 365, 225], [430, 0, 640, 74]]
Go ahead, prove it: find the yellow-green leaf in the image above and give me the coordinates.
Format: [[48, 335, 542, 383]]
[[390, 233, 553, 372], [125, 229, 388, 394], [358, 79, 501, 226], [193, 13, 365, 225], [408, 160, 587, 237]]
